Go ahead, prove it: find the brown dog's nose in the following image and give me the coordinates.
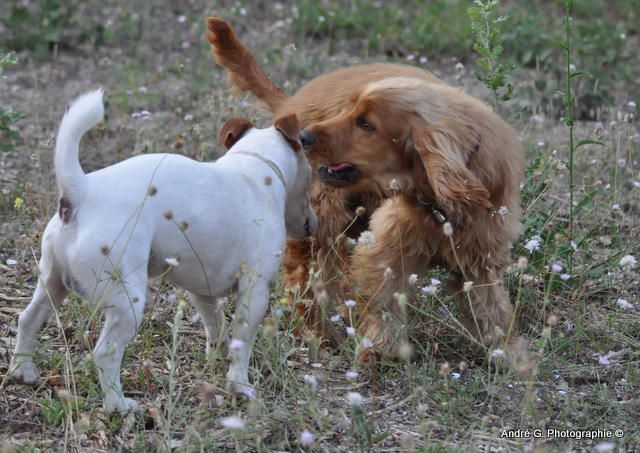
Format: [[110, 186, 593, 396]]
[[299, 129, 316, 149]]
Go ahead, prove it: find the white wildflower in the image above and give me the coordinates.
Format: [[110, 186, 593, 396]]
[[361, 337, 373, 349], [532, 113, 544, 124], [419, 56, 428, 64], [594, 442, 615, 453], [490, 349, 505, 358], [408, 273, 418, 285], [345, 370, 359, 380], [357, 230, 375, 246], [420, 285, 439, 295], [345, 299, 356, 309], [560, 273, 572, 281], [497, 206, 508, 216], [633, 181, 640, 189], [347, 392, 363, 407], [454, 62, 464, 71], [524, 235, 542, 253], [619, 255, 637, 271], [406, 54, 415, 61], [6, 259, 17, 266], [330, 314, 341, 323], [597, 354, 611, 366], [346, 326, 356, 336], [443, 222, 453, 237], [431, 278, 441, 287], [220, 416, 245, 430], [184, 114, 194, 121], [165, 257, 180, 267], [463, 281, 473, 292], [616, 298, 634, 310], [300, 430, 315, 446], [303, 374, 318, 389], [549, 262, 563, 273], [383, 267, 395, 279], [450, 372, 461, 380], [177, 15, 186, 23], [612, 203, 620, 210]]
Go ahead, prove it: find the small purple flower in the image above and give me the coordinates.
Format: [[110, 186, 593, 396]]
[[229, 338, 245, 352], [345, 370, 359, 380], [361, 337, 373, 349]]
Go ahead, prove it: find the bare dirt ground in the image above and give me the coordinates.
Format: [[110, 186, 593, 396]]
[[1, 1, 639, 452]]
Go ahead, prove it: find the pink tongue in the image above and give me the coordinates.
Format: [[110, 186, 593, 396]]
[[328, 162, 353, 172]]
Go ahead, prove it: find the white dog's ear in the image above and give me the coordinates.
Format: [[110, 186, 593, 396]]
[[274, 113, 301, 152], [219, 117, 253, 149]]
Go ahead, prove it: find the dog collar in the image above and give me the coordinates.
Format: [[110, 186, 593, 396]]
[[234, 150, 287, 190], [415, 194, 447, 224]]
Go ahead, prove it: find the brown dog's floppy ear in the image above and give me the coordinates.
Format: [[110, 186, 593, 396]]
[[219, 117, 253, 149], [274, 113, 301, 151], [410, 118, 492, 226]]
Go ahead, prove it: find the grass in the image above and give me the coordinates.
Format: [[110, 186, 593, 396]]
[[1, 0, 639, 451]]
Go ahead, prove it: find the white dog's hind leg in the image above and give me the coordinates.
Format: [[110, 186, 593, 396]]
[[10, 276, 67, 384], [226, 275, 270, 398], [189, 293, 226, 360], [93, 283, 146, 412]]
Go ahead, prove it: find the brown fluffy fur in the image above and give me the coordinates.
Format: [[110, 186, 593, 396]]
[[205, 16, 527, 361]]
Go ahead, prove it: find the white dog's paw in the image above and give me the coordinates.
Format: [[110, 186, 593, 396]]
[[104, 396, 140, 413], [226, 369, 257, 400], [9, 360, 40, 384]]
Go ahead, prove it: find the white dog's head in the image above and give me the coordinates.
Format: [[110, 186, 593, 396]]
[[220, 115, 317, 239]]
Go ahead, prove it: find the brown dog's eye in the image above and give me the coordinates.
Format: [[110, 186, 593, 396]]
[[356, 116, 375, 132]]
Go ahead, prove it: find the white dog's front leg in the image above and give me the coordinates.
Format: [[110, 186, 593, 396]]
[[93, 290, 146, 412], [226, 275, 270, 398]]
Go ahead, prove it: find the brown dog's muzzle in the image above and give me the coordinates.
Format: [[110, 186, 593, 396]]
[[300, 127, 359, 186]]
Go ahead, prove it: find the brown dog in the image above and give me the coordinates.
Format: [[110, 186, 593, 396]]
[[205, 16, 527, 364]]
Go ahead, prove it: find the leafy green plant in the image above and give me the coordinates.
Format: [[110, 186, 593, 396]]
[[1, 0, 105, 57], [39, 398, 65, 427], [558, 0, 604, 272], [0, 51, 22, 151], [467, 0, 514, 111]]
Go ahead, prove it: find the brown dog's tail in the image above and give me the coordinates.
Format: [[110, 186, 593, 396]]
[[205, 16, 286, 113]]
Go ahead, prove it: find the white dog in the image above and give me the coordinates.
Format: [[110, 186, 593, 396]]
[[9, 90, 317, 412]]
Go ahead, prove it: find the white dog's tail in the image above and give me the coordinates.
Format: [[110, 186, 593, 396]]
[[55, 89, 104, 209]]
